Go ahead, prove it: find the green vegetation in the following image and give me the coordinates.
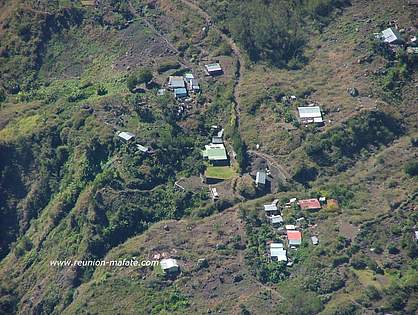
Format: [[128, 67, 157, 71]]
[[305, 111, 403, 171], [404, 161, 418, 177], [202, 0, 349, 67], [205, 166, 236, 180]]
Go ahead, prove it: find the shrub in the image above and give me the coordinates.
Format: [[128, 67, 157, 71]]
[[97, 85, 108, 96], [404, 161, 418, 177], [136, 68, 153, 84], [293, 164, 318, 185], [387, 243, 399, 255], [157, 61, 181, 74]]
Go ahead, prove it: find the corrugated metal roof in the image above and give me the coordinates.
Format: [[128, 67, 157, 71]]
[[117, 131, 135, 141], [205, 63, 222, 72], [169, 76, 185, 88], [264, 204, 278, 212], [382, 28, 403, 43], [203, 144, 228, 161], [298, 106, 322, 119], [256, 171, 267, 184], [160, 258, 179, 271]]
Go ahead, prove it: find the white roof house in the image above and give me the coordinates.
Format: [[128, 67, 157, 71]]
[[381, 28, 403, 44], [311, 236, 319, 245], [136, 144, 149, 153], [211, 187, 219, 200], [264, 204, 278, 212], [285, 224, 296, 230], [117, 131, 135, 141], [160, 258, 179, 273], [298, 106, 323, 123], [270, 215, 284, 225], [205, 63, 223, 75], [270, 243, 287, 262], [168, 76, 185, 89], [256, 171, 267, 186]]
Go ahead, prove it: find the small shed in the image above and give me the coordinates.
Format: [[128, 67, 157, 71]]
[[255, 171, 267, 187], [189, 78, 200, 92], [160, 258, 179, 273], [136, 144, 149, 153], [311, 236, 319, 245], [212, 136, 223, 144], [298, 106, 323, 124], [264, 204, 279, 215], [211, 187, 219, 201], [174, 88, 188, 98], [184, 73, 194, 82], [117, 131, 135, 141], [414, 231, 418, 241], [285, 224, 296, 230], [169, 76, 185, 89], [381, 28, 404, 44], [287, 230, 302, 246], [205, 63, 223, 76], [270, 243, 287, 262], [298, 199, 321, 211], [270, 215, 284, 226]]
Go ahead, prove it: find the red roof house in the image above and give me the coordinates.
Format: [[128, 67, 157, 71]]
[[287, 230, 302, 246], [298, 198, 321, 210]]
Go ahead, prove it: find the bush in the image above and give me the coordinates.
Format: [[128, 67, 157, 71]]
[[157, 61, 181, 74], [97, 85, 108, 96], [136, 68, 153, 84], [387, 243, 399, 255], [293, 164, 318, 185], [127, 74, 137, 91], [0, 89, 6, 103], [404, 161, 418, 177]]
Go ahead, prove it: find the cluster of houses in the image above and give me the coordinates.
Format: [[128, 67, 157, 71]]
[[202, 128, 228, 166], [168, 73, 200, 99], [166, 62, 223, 100], [116, 131, 150, 153], [265, 196, 338, 264], [376, 26, 418, 55]]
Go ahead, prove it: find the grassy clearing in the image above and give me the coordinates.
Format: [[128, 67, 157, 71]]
[[0, 114, 41, 141], [205, 165, 236, 180]]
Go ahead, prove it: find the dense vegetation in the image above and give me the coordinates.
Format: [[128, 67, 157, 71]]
[[201, 0, 351, 67], [305, 111, 403, 171]]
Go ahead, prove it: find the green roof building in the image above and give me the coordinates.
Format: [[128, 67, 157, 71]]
[[202, 144, 228, 164]]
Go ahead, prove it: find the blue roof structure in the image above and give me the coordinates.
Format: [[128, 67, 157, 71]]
[[174, 88, 187, 98]]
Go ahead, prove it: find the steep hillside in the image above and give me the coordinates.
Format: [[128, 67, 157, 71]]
[[0, 0, 417, 314]]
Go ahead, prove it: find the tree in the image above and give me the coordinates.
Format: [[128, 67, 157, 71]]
[[404, 161, 418, 177], [137, 68, 153, 84], [127, 74, 137, 91]]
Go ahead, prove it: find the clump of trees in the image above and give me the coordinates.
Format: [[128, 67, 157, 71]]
[[404, 161, 418, 177], [127, 68, 153, 91], [305, 111, 403, 170]]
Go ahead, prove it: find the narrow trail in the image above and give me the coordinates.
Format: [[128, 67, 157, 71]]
[[248, 150, 291, 182], [178, 0, 244, 127], [128, 1, 192, 69]]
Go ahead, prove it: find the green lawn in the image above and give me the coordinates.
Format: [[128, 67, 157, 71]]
[[205, 166, 236, 180]]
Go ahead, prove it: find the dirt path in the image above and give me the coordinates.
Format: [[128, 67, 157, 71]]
[[128, 1, 192, 69], [248, 150, 291, 182], [178, 0, 244, 127]]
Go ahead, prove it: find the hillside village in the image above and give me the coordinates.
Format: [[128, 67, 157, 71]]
[[0, 0, 417, 314]]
